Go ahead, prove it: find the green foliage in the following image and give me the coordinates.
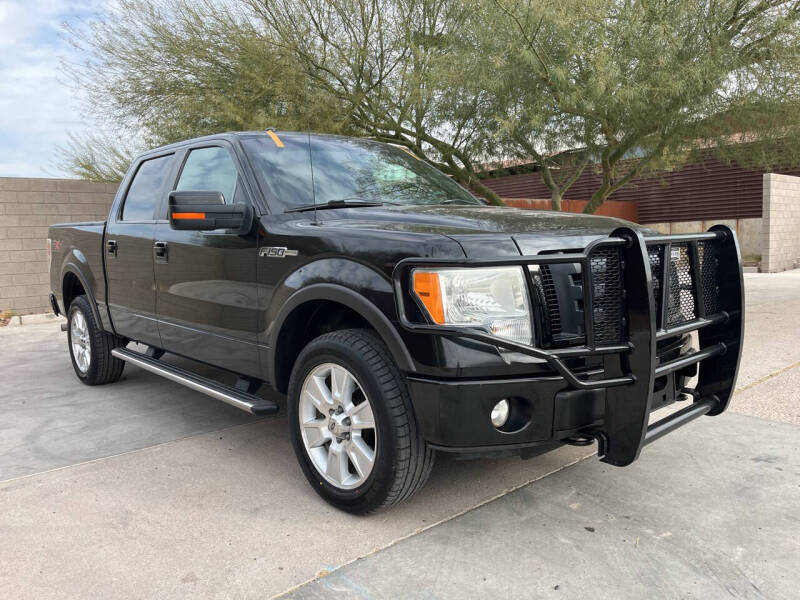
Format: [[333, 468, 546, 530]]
[[63, 0, 506, 202], [55, 133, 136, 182], [252, 0, 507, 204], [491, 0, 800, 212], [64, 0, 348, 168], [63, 0, 800, 211]]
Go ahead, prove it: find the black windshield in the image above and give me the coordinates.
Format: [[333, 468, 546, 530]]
[[241, 133, 481, 212]]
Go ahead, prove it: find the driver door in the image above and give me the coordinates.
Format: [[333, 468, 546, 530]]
[[153, 143, 261, 378]]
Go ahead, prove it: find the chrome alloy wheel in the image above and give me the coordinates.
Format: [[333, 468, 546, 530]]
[[298, 363, 377, 490], [70, 310, 91, 374]]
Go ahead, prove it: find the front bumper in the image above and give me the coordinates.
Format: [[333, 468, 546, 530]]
[[394, 225, 744, 466], [407, 373, 602, 451]]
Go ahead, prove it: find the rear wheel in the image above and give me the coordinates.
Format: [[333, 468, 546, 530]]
[[67, 295, 125, 385], [287, 329, 434, 514]]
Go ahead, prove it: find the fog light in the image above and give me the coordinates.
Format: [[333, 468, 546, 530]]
[[491, 399, 510, 428]]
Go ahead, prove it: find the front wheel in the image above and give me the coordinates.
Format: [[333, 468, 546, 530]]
[[287, 329, 434, 514], [67, 295, 125, 385]]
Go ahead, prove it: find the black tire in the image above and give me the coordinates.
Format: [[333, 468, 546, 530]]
[[287, 329, 434, 514], [67, 295, 126, 385]]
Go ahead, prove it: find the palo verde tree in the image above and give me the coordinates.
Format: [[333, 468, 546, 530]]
[[63, 0, 347, 181], [56, 133, 139, 184], [491, 0, 800, 213], [65, 0, 508, 199], [251, 0, 507, 204]]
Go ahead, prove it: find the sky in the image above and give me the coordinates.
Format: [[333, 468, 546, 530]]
[[0, 0, 105, 178]]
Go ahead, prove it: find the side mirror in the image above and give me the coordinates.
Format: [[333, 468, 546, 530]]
[[168, 191, 253, 234]]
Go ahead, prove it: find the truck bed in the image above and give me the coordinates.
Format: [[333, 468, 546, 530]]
[[48, 221, 108, 315]]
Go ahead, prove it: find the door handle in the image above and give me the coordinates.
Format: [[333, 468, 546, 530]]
[[106, 240, 118, 257], [154, 241, 168, 262]]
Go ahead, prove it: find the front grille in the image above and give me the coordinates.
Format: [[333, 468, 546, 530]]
[[589, 246, 624, 344], [698, 240, 721, 315], [665, 244, 696, 326], [539, 265, 561, 336], [537, 237, 724, 347], [647, 243, 704, 328], [648, 246, 664, 327]]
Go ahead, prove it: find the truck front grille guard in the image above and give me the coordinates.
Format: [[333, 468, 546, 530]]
[[392, 225, 745, 466]]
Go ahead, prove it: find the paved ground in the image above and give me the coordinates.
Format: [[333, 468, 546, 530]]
[[729, 270, 800, 425], [0, 271, 798, 599], [287, 415, 798, 600]]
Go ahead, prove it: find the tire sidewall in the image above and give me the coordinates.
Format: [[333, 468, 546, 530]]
[[288, 337, 402, 511], [67, 298, 95, 383]]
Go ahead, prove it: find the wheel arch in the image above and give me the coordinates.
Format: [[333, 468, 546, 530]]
[[61, 263, 103, 325], [268, 283, 415, 394]]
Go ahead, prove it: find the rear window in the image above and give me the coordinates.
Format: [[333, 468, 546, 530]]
[[121, 155, 173, 221]]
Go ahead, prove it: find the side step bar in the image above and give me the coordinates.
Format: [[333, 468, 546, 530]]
[[111, 347, 278, 416]]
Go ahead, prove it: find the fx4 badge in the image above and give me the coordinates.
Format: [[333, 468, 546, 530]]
[[259, 246, 299, 258]]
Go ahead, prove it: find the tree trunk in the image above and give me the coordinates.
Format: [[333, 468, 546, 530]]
[[551, 190, 562, 211], [583, 186, 609, 214], [469, 179, 505, 206]]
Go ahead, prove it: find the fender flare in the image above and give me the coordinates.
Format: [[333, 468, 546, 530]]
[[61, 261, 103, 326], [267, 283, 416, 386]]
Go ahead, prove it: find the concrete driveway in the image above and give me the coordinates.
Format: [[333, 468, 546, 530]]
[[1, 271, 798, 599]]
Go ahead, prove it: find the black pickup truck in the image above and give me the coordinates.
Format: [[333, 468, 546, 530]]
[[48, 131, 744, 513]]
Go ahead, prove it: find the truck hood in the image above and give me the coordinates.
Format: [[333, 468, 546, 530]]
[[316, 204, 646, 257]]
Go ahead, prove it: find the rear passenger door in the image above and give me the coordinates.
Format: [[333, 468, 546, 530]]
[[105, 153, 174, 347], [153, 143, 261, 378]]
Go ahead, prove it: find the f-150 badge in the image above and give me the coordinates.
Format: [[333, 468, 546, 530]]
[[259, 246, 299, 258]]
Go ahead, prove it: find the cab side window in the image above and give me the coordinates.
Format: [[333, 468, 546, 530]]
[[121, 154, 173, 221], [176, 147, 239, 204]]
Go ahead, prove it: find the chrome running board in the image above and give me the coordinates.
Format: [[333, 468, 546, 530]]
[[111, 347, 278, 415]]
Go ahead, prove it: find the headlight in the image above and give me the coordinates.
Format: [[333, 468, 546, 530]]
[[412, 266, 532, 346]]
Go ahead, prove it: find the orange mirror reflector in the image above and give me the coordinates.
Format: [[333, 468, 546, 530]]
[[412, 271, 445, 324], [172, 212, 206, 219]]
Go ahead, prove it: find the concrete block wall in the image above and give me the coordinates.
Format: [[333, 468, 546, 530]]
[[0, 178, 118, 315], [3, 174, 798, 312], [762, 174, 800, 273], [643, 218, 762, 259]]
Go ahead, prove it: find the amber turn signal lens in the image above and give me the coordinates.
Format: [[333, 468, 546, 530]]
[[412, 271, 445, 324], [172, 212, 206, 219]]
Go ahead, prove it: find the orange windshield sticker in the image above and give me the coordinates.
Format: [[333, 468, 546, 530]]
[[400, 146, 420, 160], [173, 212, 206, 220], [267, 130, 285, 148]]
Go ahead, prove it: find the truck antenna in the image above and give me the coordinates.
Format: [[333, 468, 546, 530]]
[[305, 73, 319, 226]]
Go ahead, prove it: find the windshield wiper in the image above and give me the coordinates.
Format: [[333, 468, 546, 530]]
[[439, 198, 476, 205], [286, 199, 385, 213]]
